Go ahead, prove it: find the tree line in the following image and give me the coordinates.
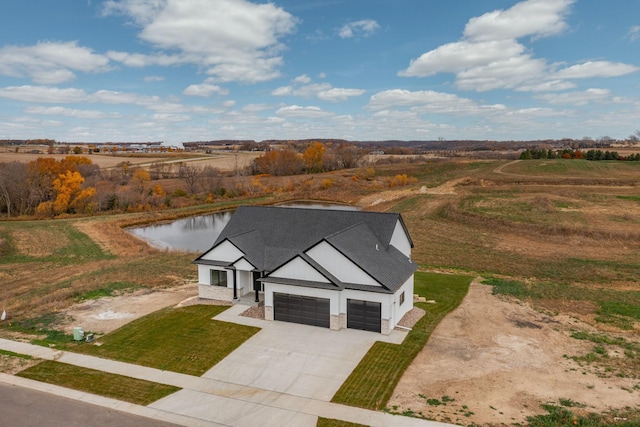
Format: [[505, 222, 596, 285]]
[[0, 156, 230, 218], [250, 141, 365, 176], [519, 149, 640, 161]]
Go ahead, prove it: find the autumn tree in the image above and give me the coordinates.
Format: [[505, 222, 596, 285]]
[[36, 170, 96, 216], [303, 141, 326, 173], [132, 168, 151, 194], [252, 149, 303, 176]]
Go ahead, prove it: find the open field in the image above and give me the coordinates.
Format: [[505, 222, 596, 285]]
[[0, 158, 639, 425], [0, 150, 260, 171]]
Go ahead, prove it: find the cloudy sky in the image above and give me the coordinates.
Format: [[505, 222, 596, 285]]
[[0, 0, 638, 144]]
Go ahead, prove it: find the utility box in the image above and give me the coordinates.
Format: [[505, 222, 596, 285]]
[[73, 327, 84, 341]]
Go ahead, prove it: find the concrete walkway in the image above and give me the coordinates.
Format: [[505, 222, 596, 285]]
[[207, 305, 405, 401], [0, 309, 457, 427]]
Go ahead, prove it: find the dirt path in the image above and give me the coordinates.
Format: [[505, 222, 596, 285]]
[[388, 280, 639, 426], [360, 177, 469, 206]]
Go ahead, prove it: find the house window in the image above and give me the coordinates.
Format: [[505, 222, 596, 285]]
[[211, 270, 227, 287], [399, 291, 405, 305]]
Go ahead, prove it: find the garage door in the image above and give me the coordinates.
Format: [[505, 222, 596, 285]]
[[273, 293, 330, 328], [347, 299, 381, 333]]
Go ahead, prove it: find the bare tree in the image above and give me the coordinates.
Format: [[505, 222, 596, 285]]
[[201, 165, 223, 194], [0, 162, 31, 217], [178, 163, 203, 194], [333, 143, 366, 169]]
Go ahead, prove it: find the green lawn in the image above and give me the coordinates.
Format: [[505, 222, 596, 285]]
[[331, 271, 473, 410], [74, 304, 259, 376], [17, 360, 180, 405]]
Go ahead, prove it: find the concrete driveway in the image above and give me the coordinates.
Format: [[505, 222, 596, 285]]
[[205, 304, 406, 401]]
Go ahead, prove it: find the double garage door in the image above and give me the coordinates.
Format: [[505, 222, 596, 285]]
[[273, 293, 381, 333]]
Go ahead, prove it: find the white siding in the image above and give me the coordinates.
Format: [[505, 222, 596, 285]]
[[390, 219, 412, 257], [269, 256, 330, 283], [200, 240, 243, 262], [392, 275, 414, 327], [233, 258, 254, 271], [236, 270, 252, 295], [306, 241, 380, 286]]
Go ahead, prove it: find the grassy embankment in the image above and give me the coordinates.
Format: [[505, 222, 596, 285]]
[[332, 272, 473, 410]]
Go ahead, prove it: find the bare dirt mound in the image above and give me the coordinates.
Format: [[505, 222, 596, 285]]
[[58, 283, 197, 335], [388, 280, 639, 426]]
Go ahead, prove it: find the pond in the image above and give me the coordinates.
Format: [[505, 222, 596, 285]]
[[127, 202, 357, 253]]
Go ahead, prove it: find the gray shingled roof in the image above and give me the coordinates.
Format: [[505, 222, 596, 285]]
[[197, 205, 417, 292]]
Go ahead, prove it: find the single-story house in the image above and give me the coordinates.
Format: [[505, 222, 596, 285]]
[[193, 205, 418, 334]]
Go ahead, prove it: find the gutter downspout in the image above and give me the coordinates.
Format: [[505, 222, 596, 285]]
[[232, 268, 238, 300], [255, 271, 262, 303]]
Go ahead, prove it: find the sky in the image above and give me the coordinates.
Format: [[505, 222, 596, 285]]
[[0, 0, 638, 144]]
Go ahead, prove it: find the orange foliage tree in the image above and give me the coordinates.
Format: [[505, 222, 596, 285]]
[[36, 170, 95, 216], [303, 141, 326, 173]]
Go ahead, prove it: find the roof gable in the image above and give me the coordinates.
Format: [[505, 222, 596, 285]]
[[201, 206, 415, 287]]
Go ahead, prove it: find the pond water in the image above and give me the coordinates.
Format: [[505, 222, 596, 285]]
[[128, 202, 357, 253]]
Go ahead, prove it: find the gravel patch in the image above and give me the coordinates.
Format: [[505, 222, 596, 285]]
[[240, 305, 265, 319], [396, 306, 426, 329]]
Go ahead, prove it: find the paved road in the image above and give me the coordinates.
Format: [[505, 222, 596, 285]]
[[0, 382, 179, 427]]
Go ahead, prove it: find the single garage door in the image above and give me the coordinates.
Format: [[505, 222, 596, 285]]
[[273, 293, 330, 328], [347, 299, 381, 333]]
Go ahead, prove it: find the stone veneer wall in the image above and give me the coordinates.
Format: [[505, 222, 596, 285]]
[[381, 318, 391, 335], [199, 284, 233, 301], [265, 305, 274, 321]]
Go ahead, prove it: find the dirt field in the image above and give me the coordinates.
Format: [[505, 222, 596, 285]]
[[388, 280, 639, 426], [1, 158, 638, 425]]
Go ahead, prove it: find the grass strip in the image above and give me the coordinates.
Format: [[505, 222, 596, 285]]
[[331, 271, 472, 410], [17, 360, 179, 405], [74, 304, 259, 376], [316, 418, 368, 427]]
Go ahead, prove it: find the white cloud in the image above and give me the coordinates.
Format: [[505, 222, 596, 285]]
[[535, 88, 611, 105], [293, 74, 311, 84], [0, 41, 110, 84], [628, 25, 640, 41], [455, 55, 548, 91], [366, 89, 509, 118], [92, 89, 159, 105], [463, 0, 574, 42], [367, 89, 476, 111], [0, 85, 89, 103], [276, 105, 333, 118], [272, 76, 364, 101], [183, 82, 229, 97], [339, 19, 380, 39], [399, 40, 526, 77], [554, 61, 639, 79], [103, 0, 297, 83], [24, 106, 119, 119], [317, 88, 366, 102], [152, 113, 190, 122], [398, 0, 637, 94]]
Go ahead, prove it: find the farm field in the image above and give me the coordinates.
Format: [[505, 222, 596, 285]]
[[0, 150, 260, 171], [0, 157, 639, 426]]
